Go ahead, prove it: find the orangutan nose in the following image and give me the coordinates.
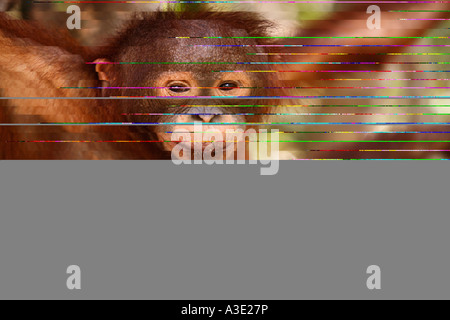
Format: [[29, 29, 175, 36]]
[[191, 107, 224, 123]]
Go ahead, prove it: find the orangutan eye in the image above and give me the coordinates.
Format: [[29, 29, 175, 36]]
[[219, 82, 239, 91], [168, 82, 190, 93]]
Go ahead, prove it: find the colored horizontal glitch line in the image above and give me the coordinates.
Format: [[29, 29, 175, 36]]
[[390, 10, 450, 12], [168, 105, 450, 107], [214, 70, 450, 73], [165, 131, 450, 134], [293, 159, 450, 160], [174, 36, 450, 39], [112, 96, 450, 99], [193, 45, 450, 47], [249, 53, 450, 55], [4, 122, 450, 126], [2, 95, 450, 99], [309, 149, 450, 151], [124, 112, 450, 116], [31, 1, 450, 4], [6, 140, 450, 143], [401, 18, 450, 20], [317, 79, 450, 81], [61, 86, 450, 89], [87, 61, 450, 65]]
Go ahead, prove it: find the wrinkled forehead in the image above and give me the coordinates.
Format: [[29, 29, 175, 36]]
[[117, 19, 269, 80], [158, 38, 259, 65], [159, 21, 264, 62], [127, 19, 266, 62]]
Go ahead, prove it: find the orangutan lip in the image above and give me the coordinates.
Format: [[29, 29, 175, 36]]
[[164, 137, 240, 154], [178, 141, 226, 151]]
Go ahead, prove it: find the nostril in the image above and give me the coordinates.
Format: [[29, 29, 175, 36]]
[[191, 107, 224, 123], [198, 113, 216, 123]]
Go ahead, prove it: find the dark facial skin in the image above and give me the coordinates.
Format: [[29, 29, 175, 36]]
[[97, 16, 274, 159]]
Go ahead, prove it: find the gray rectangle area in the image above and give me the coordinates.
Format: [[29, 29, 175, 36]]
[[0, 160, 449, 300]]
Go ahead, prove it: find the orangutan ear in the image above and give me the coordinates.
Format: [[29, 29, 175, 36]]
[[94, 58, 114, 82]]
